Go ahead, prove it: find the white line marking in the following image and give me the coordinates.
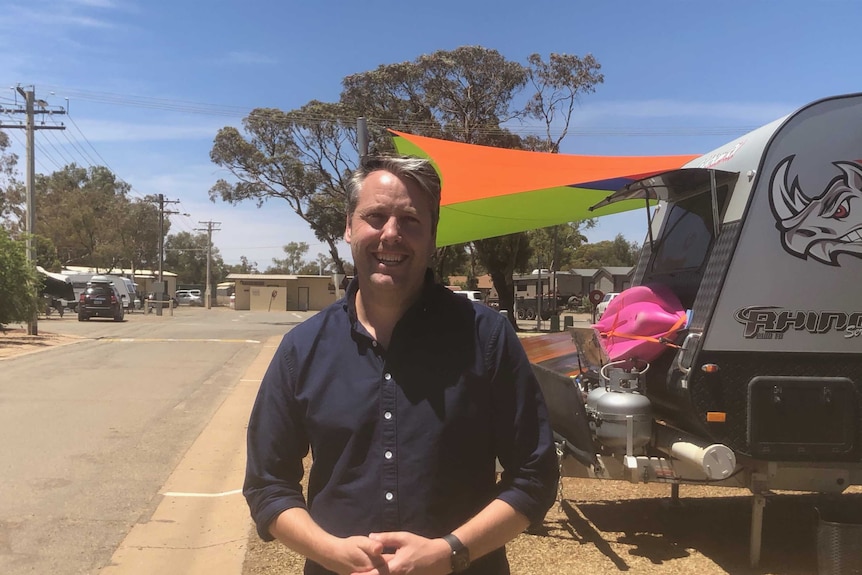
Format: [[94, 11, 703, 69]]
[[99, 338, 261, 343], [162, 489, 242, 498]]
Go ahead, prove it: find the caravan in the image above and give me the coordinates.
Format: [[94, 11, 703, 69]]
[[525, 93, 862, 565]]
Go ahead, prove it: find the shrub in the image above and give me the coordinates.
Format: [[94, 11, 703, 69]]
[[0, 229, 40, 328]]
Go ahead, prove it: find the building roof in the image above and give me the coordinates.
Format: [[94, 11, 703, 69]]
[[603, 266, 634, 276], [227, 273, 335, 280], [63, 265, 176, 278]]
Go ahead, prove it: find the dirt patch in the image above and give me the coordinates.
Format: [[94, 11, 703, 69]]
[[240, 465, 862, 575], [0, 326, 82, 360]]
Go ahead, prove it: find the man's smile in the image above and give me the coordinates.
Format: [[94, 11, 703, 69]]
[[374, 252, 407, 265]]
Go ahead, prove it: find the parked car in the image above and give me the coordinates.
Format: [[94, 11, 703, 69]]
[[175, 289, 203, 306], [453, 290, 483, 303], [594, 291, 620, 320], [146, 292, 178, 310], [78, 279, 125, 321]]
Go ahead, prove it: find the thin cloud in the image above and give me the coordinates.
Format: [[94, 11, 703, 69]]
[[223, 51, 279, 66], [69, 0, 120, 8], [3, 4, 117, 30], [574, 99, 796, 125]]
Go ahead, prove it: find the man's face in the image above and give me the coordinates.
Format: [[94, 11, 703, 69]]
[[344, 170, 436, 299]]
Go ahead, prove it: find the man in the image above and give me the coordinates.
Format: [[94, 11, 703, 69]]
[[244, 156, 558, 575]]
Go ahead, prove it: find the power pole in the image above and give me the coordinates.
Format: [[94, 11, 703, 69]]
[[195, 220, 221, 309], [1, 86, 66, 335], [152, 194, 180, 316]]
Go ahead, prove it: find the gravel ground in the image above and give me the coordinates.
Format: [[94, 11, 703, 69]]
[[239, 322, 862, 574], [241, 456, 862, 575]]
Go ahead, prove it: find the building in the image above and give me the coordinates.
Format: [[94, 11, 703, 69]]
[[226, 273, 347, 312]]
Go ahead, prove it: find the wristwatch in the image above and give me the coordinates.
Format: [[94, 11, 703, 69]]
[[442, 533, 470, 573]]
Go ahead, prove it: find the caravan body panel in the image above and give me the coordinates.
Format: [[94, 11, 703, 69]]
[[702, 95, 862, 353]]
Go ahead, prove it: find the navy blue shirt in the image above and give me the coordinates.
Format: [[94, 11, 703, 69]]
[[244, 273, 559, 574]]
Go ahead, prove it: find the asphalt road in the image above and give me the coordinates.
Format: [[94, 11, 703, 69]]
[[0, 307, 308, 575]]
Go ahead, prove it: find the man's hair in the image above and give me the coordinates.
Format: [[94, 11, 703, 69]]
[[346, 156, 442, 228]]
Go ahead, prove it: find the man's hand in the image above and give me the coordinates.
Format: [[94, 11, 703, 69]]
[[351, 532, 450, 575], [318, 535, 387, 575]]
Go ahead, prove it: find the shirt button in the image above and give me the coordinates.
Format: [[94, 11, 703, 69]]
[[385, 491, 394, 501], [384, 411, 392, 420], [384, 373, 392, 381], [372, 341, 378, 347], [384, 450, 393, 459]]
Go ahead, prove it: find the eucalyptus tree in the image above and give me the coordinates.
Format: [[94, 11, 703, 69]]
[[569, 234, 640, 269], [164, 231, 226, 285], [341, 46, 530, 317], [268, 241, 309, 274], [343, 47, 603, 321], [209, 101, 357, 274], [0, 131, 24, 230], [525, 222, 594, 274], [30, 165, 154, 270], [208, 47, 604, 321], [225, 255, 259, 275], [117, 197, 162, 272]]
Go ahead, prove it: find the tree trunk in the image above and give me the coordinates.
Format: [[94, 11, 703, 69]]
[[328, 240, 346, 275], [490, 270, 518, 331]]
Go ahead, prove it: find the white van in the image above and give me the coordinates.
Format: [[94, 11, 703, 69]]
[[453, 290, 483, 303]]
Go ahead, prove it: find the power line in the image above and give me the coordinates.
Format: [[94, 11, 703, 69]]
[[34, 84, 758, 139]]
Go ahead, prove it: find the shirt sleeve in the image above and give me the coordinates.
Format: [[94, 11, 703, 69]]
[[243, 334, 310, 541], [487, 315, 560, 527]]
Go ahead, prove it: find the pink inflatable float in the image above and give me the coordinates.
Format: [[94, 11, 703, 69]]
[[592, 284, 687, 363]]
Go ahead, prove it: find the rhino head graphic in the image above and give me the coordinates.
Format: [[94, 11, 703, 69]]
[[769, 155, 862, 266]]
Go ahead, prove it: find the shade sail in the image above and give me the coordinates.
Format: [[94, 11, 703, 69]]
[[390, 130, 699, 246]]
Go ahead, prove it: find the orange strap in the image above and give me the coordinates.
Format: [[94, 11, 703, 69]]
[[599, 313, 687, 349]]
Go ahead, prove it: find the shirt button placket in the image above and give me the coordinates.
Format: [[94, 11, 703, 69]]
[[381, 369, 398, 528]]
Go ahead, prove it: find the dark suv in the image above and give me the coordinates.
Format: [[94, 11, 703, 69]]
[[78, 281, 125, 321]]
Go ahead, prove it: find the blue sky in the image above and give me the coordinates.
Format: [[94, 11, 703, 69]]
[[1, 0, 859, 267]]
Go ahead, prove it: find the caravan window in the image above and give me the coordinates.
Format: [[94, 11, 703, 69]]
[[650, 184, 729, 274]]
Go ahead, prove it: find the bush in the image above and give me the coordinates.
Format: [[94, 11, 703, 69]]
[[0, 229, 40, 328]]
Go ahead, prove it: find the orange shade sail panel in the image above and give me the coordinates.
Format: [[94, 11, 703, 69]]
[[390, 130, 698, 246]]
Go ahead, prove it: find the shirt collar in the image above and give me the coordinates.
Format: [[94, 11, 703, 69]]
[[345, 269, 438, 337]]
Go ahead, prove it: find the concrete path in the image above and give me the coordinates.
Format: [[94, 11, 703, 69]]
[[98, 336, 281, 575]]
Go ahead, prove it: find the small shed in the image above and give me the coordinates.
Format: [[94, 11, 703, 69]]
[[227, 273, 343, 312]]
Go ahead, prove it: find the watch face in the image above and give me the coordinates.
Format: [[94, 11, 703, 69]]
[[452, 548, 470, 572]]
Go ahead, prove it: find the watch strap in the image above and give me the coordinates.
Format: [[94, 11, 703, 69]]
[[442, 533, 470, 572]]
